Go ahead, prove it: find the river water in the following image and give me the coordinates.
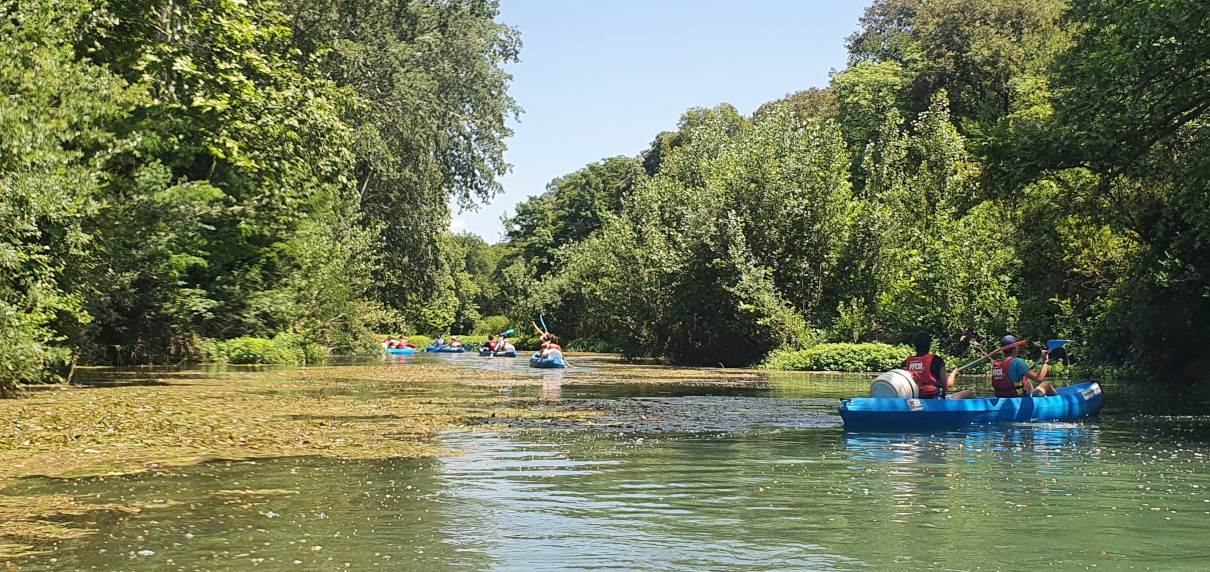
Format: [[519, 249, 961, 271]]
[[7, 354, 1210, 571]]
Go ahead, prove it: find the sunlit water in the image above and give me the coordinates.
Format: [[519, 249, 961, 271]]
[[8, 354, 1210, 570]]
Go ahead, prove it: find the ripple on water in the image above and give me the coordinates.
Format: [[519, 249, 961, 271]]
[[7, 359, 1210, 571]]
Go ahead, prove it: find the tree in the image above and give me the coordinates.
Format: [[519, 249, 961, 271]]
[[0, 0, 138, 390], [73, 0, 373, 362], [846, 0, 1066, 127], [280, 0, 521, 330], [503, 156, 642, 278]]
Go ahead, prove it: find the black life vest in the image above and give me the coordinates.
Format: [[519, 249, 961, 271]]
[[992, 357, 1022, 398], [905, 354, 940, 399]]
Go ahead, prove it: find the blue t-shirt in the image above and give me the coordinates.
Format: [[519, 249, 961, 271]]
[[1006, 357, 1031, 383]]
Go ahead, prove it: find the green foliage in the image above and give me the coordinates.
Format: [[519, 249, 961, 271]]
[[760, 343, 913, 372], [203, 333, 325, 366], [0, 0, 137, 392], [846, 0, 1067, 126], [503, 157, 642, 277], [0, 0, 520, 391], [552, 104, 849, 365], [754, 88, 838, 124], [281, 0, 520, 332], [474, 316, 513, 336], [564, 338, 621, 353]]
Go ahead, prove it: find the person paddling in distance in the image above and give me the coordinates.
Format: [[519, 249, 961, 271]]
[[989, 334, 1056, 397], [485, 335, 498, 352], [500, 336, 515, 353], [903, 331, 974, 400], [450, 336, 464, 349], [539, 333, 562, 358]]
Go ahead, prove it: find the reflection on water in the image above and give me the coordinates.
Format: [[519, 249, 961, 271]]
[[539, 380, 562, 401], [8, 358, 1210, 570]]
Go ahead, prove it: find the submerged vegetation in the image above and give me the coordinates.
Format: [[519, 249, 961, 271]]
[[0, 362, 609, 556]]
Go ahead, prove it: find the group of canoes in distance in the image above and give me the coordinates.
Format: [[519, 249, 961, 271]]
[[377, 331, 567, 368], [839, 331, 1103, 430]]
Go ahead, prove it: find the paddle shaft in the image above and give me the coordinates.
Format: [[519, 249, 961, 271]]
[[956, 340, 1028, 372]]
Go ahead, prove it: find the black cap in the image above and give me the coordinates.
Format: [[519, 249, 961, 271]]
[[1002, 335, 1018, 346]]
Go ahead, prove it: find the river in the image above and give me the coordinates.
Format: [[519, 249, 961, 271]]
[[4, 353, 1209, 570]]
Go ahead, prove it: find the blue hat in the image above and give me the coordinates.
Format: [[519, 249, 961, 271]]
[[1002, 335, 1018, 346]]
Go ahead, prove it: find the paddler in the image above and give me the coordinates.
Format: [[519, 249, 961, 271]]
[[539, 333, 562, 359], [903, 331, 973, 399], [986, 334, 1056, 398]]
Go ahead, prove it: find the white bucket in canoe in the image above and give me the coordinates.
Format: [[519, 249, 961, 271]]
[[870, 369, 918, 398]]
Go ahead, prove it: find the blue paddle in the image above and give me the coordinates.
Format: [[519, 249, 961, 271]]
[[1033, 339, 1072, 369]]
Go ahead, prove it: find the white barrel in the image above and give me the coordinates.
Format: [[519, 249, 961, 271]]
[[870, 369, 918, 398]]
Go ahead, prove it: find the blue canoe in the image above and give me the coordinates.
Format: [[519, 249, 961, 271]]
[[426, 345, 466, 353], [529, 352, 567, 369], [479, 348, 518, 357], [839, 381, 1103, 431], [386, 347, 415, 355]]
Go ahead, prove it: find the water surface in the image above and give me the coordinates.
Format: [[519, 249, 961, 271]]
[[8, 354, 1210, 570]]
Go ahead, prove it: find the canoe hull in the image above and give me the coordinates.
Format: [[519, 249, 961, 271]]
[[426, 346, 466, 353], [839, 382, 1103, 431], [386, 347, 415, 355], [529, 352, 566, 369], [479, 349, 518, 357]]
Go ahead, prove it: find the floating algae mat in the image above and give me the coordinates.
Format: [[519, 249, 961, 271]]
[[3, 354, 1210, 569]]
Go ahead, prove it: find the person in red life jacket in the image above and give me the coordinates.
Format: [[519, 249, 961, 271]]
[[990, 335, 1056, 398], [540, 333, 562, 358], [902, 331, 974, 399], [485, 335, 499, 352]]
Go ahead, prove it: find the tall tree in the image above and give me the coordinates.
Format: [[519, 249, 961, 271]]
[[281, 0, 521, 332], [0, 0, 138, 390]]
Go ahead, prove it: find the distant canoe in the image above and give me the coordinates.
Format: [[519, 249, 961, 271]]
[[529, 352, 567, 369], [479, 348, 518, 357], [839, 381, 1103, 430], [386, 347, 415, 355], [426, 345, 466, 353]]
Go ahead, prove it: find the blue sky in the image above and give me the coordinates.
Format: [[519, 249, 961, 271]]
[[452, 0, 871, 241]]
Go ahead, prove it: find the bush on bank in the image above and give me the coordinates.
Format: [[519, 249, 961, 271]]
[[760, 343, 913, 372], [564, 338, 622, 353], [200, 333, 326, 366]]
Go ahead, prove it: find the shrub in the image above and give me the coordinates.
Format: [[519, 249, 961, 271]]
[[760, 343, 912, 372], [224, 337, 293, 365], [201, 333, 326, 365], [272, 333, 326, 365], [565, 337, 620, 352], [474, 316, 512, 336]]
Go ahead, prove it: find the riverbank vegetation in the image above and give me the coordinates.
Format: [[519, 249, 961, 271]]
[[483, 0, 1210, 382], [0, 0, 519, 394], [4, 0, 1210, 388]]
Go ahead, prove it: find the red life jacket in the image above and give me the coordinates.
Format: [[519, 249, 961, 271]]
[[992, 357, 1022, 398], [486, 340, 498, 351], [904, 354, 940, 398]]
